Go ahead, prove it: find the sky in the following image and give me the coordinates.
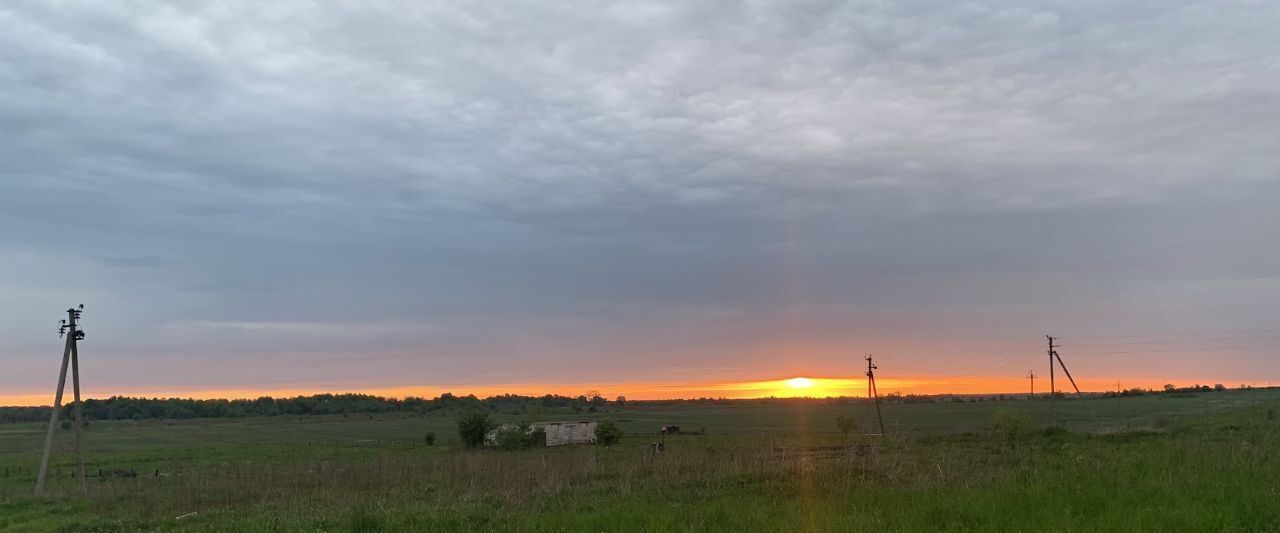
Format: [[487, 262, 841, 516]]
[[2, 1, 1279, 405]]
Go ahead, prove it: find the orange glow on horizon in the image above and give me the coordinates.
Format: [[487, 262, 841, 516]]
[[0, 374, 1261, 407]]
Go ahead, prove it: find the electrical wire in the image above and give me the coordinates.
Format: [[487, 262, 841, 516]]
[[1058, 335, 1280, 347], [1060, 327, 1280, 340], [888, 349, 1039, 378], [1064, 344, 1280, 356]]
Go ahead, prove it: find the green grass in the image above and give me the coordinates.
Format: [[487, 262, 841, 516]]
[[2, 389, 1278, 532]]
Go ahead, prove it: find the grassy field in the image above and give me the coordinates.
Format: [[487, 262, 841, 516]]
[[1, 389, 1278, 531]]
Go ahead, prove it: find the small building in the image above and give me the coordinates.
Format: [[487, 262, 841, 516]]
[[533, 421, 597, 446]]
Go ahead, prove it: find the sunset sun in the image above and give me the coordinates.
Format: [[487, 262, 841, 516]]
[[786, 377, 815, 389]]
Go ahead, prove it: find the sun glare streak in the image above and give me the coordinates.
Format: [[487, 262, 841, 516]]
[[740, 377, 861, 398]]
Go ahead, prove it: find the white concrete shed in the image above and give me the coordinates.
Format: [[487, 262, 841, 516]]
[[533, 421, 597, 446]]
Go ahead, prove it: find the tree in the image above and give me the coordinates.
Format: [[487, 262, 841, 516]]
[[595, 419, 622, 446], [457, 412, 495, 448], [835, 414, 857, 437]]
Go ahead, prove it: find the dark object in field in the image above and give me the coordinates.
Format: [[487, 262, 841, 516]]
[[660, 425, 681, 435], [651, 441, 665, 454], [96, 468, 138, 478]]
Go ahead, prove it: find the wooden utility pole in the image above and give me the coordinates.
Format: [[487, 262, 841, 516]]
[[1027, 370, 1035, 398], [865, 355, 885, 435], [35, 306, 86, 496]]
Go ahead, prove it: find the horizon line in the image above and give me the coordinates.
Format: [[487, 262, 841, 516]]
[[2, 378, 1273, 408]]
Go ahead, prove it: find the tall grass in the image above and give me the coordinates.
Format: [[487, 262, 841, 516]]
[[3, 402, 1278, 531]]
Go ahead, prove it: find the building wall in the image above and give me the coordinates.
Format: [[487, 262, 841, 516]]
[[537, 421, 597, 446]]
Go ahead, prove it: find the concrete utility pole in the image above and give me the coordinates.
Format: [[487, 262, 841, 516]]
[[1027, 370, 1035, 398], [1046, 334, 1086, 428], [35, 306, 87, 496], [1048, 335, 1056, 425], [865, 354, 885, 435]]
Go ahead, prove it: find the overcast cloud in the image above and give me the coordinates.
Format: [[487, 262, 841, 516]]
[[2, 1, 1278, 397]]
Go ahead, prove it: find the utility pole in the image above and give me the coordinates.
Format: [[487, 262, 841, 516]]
[[36, 306, 87, 496], [865, 354, 885, 435], [1047, 335, 1056, 426], [1027, 370, 1035, 399], [1047, 334, 1088, 428]]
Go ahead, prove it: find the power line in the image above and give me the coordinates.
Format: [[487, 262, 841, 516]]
[[1058, 335, 1280, 347], [1061, 327, 1280, 340], [883, 341, 1042, 376], [1065, 344, 1280, 356], [896, 356, 1034, 376], [892, 351, 1041, 377]]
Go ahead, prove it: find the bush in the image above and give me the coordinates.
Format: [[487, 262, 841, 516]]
[[491, 425, 524, 450], [423, 432, 436, 446], [457, 412, 495, 448], [595, 419, 622, 446], [491, 424, 545, 450]]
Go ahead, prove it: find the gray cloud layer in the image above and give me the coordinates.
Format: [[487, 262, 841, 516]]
[[2, 1, 1278, 394]]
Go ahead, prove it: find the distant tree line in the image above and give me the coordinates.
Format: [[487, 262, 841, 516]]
[[0, 391, 619, 424], [0, 384, 1266, 424]]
